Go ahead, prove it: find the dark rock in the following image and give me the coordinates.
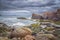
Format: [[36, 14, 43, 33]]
[[17, 17, 27, 19], [53, 29, 60, 37], [0, 23, 11, 33], [32, 13, 43, 19], [0, 23, 8, 27]]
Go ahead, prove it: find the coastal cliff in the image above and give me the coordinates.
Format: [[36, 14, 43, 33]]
[[32, 9, 60, 21]]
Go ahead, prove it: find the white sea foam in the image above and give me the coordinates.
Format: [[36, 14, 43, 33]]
[[40, 25, 47, 28], [12, 22, 25, 26], [28, 17, 31, 19]]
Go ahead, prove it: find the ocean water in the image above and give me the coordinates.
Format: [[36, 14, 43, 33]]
[[0, 13, 37, 27]]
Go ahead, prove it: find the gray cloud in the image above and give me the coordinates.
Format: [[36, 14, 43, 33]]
[[0, 0, 60, 13]]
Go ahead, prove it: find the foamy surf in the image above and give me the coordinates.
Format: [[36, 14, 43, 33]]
[[12, 22, 25, 26]]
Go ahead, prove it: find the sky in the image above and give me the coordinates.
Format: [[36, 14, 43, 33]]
[[0, 0, 60, 13]]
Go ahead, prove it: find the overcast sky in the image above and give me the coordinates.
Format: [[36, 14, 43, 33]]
[[0, 0, 60, 13]]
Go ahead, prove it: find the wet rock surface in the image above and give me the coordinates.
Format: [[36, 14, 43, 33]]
[[0, 23, 8, 27], [35, 32, 56, 40]]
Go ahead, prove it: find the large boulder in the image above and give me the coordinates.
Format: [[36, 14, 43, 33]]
[[0, 37, 8, 40], [0, 23, 9, 33], [35, 32, 56, 40], [8, 27, 32, 39], [0, 23, 8, 27], [53, 29, 60, 37]]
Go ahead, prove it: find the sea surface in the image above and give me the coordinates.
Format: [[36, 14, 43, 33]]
[[0, 13, 36, 27]]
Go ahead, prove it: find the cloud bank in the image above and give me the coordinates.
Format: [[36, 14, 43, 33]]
[[0, 0, 60, 13]]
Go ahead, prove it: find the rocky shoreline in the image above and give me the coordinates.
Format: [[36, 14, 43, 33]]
[[0, 20, 60, 40], [0, 9, 60, 40]]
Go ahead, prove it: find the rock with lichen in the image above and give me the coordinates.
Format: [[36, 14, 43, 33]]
[[8, 27, 32, 39], [22, 35, 35, 40], [35, 32, 56, 40]]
